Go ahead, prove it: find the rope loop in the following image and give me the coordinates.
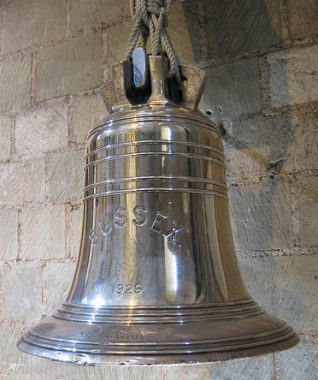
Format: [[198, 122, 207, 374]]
[[125, 0, 180, 81]]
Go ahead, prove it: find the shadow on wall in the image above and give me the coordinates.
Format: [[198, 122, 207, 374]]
[[204, 0, 282, 59], [181, 0, 297, 255], [181, 6, 318, 364]]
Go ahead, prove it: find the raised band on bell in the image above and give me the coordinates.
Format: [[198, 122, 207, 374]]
[[17, 0, 299, 365]]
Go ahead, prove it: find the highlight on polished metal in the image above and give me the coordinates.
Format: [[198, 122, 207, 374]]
[[17, 53, 299, 364], [17, 0, 298, 365]]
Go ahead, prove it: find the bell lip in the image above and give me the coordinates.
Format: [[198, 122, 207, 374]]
[[17, 333, 299, 366], [17, 306, 300, 366]]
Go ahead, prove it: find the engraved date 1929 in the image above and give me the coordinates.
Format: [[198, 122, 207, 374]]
[[112, 283, 143, 295]]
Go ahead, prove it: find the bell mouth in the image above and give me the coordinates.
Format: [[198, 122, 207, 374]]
[[17, 299, 299, 365]]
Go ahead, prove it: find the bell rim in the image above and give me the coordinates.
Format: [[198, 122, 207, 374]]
[[17, 309, 299, 365], [17, 332, 299, 366]]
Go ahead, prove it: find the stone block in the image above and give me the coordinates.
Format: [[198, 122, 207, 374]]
[[36, 32, 103, 101], [222, 113, 292, 154], [239, 255, 318, 332], [294, 174, 318, 246], [47, 150, 85, 202], [90, 366, 166, 380], [284, 111, 318, 172], [0, 208, 18, 261], [3, 0, 66, 54], [223, 111, 318, 177], [0, 53, 31, 112], [0, 116, 12, 161], [226, 146, 270, 183], [71, 93, 108, 145], [0, 158, 45, 207], [229, 180, 292, 251], [44, 261, 76, 314], [12, 358, 165, 380], [286, 0, 318, 40], [69, 0, 130, 32], [277, 336, 318, 380], [164, 354, 275, 380], [20, 205, 65, 260], [165, 365, 210, 380], [66, 203, 83, 258], [268, 45, 318, 108], [1, 263, 43, 321], [0, 322, 25, 377], [16, 100, 68, 158], [210, 354, 275, 380], [205, 0, 282, 59], [0, 5, 3, 51], [104, 21, 134, 81], [202, 59, 261, 124]]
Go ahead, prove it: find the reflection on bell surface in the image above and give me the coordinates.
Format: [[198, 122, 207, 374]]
[[17, 55, 299, 365]]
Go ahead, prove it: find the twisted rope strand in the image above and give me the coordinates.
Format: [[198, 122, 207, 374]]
[[125, 0, 180, 80]]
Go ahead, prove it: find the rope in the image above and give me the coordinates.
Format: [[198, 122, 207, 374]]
[[125, 0, 181, 81]]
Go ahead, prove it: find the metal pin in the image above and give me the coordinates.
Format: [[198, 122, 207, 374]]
[[132, 47, 148, 90]]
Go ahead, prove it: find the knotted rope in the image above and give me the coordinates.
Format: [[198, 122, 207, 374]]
[[125, 0, 181, 81]]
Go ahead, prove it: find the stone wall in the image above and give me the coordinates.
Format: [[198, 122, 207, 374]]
[[0, 0, 317, 379]]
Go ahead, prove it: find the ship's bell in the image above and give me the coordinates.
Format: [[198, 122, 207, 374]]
[[18, 54, 299, 365]]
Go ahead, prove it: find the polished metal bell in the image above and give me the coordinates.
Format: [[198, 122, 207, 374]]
[[18, 55, 299, 365]]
